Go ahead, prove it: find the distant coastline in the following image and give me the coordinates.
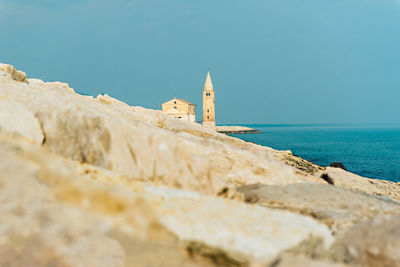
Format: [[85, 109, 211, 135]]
[[225, 123, 400, 128], [216, 125, 260, 134]]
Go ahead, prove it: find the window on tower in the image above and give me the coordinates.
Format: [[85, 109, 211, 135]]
[[207, 109, 209, 112], [174, 106, 177, 109]]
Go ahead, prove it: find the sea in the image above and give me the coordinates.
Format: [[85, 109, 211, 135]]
[[230, 124, 400, 183]]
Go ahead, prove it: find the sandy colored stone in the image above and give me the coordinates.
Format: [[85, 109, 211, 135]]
[[269, 254, 346, 267], [0, 136, 335, 266], [0, 98, 44, 144], [0, 139, 125, 267], [0, 136, 214, 267], [322, 167, 400, 202], [275, 150, 325, 175], [332, 214, 400, 267], [238, 183, 400, 235], [140, 184, 334, 264], [0, 63, 28, 83]]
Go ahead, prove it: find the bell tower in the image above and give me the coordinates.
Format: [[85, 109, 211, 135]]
[[203, 71, 215, 127]]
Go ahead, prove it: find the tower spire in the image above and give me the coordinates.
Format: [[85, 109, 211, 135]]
[[204, 71, 213, 91], [203, 70, 215, 128]]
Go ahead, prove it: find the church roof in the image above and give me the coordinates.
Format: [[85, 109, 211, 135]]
[[162, 98, 195, 106], [204, 71, 213, 91], [175, 98, 194, 105]]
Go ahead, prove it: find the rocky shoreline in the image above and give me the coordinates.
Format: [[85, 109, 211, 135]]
[[215, 126, 260, 134], [0, 63, 399, 267]]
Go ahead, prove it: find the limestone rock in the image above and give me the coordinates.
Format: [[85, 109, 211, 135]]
[[271, 254, 346, 267], [0, 136, 212, 267], [238, 183, 400, 235], [322, 167, 400, 202], [0, 63, 28, 83], [332, 214, 400, 267], [0, 98, 44, 144], [0, 136, 336, 266], [275, 150, 325, 175], [0, 138, 126, 267], [141, 185, 334, 264]]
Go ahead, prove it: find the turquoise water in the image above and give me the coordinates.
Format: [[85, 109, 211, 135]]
[[230, 125, 400, 182]]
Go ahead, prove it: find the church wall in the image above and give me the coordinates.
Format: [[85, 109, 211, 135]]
[[162, 100, 196, 122]]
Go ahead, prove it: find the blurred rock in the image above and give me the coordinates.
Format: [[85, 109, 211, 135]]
[[271, 254, 346, 267], [0, 139, 126, 267], [141, 184, 334, 264], [238, 183, 400, 235], [0, 98, 44, 144], [332, 214, 400, 267], [0, 137, 335, 266], [322, 167, 400, 202]]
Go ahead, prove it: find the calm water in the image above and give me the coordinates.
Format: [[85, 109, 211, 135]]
[[230, 125, 400, 182]]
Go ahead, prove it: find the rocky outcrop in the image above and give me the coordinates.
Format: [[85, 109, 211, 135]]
[[144, 184, 334, 264], [0, 98, 44, 144], [321, 167, 400, 202], [238, 183, 400, 235], [275, 150, 325, 175], [0, 63, 29, 83], [0, 68, 323, 196], [0, 136, 336, 266], [1, 63, 400, 266], [331, 214, 400, 267]]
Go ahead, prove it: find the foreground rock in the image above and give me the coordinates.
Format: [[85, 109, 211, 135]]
[[238, 183, 400, 235], [331, 214, 400, 267], [141, 185, 334, 264], [272, 254, 346, 267], [0, 136, 335, 266], [0, 98, 44, 144]]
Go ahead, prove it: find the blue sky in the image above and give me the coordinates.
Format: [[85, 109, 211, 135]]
[[1, 0, 399, 124]]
